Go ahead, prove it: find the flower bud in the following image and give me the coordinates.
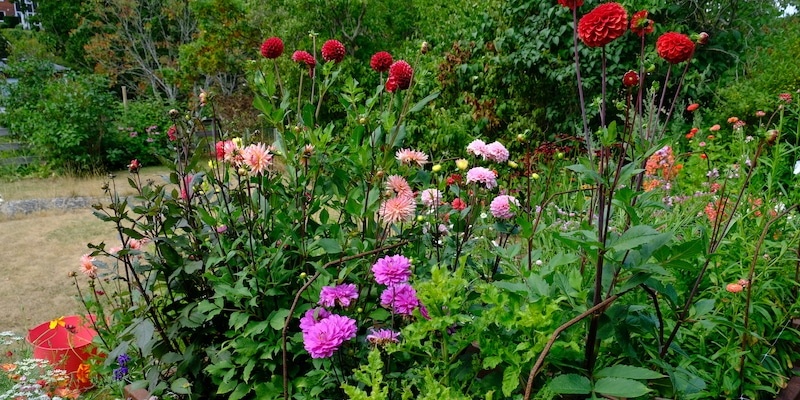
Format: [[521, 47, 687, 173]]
[[508, 161, 519, 168], [357, 307, 363, 313], [421, 41, 430, 54], [358, 117, 368, 125], [557, 152, 564, 159], [432, 164, 442, 172], [531, 173, 540, 180], [299, 272, 307, 279], [694, 32, 709, 45], [293, 125, 302, 133], [516, 133, 526, 142], [237, 168, 247, 176], [168, 109, 179, 118], [766, 129, 779, 145], [455, 158, 469, 170], [416, 215, 424, 222]]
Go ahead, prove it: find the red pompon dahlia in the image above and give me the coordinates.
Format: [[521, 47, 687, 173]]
[[292, 50, 317, 69], [370, 51, 393, 73], [577, 2, 628, 48], [388, 60, 413, 90], [260, 37, 284, 59], [630, 10, 654, 37], [385, 76, 399, 93], [656, 32, 695, 64], [321, 39, 346, 63], [622, 70, 639, 87], [557, 0, 583, 10]]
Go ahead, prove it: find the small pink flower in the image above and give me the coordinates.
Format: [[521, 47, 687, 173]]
[[726, 283, 743, 293], [372, 255, 412, 285], [378, 196, 416, 224], [419, 188, 443, 208], [385, 175, 413, 198], [129, 238, 144, 250], [779, 93, 792, 103], [490, 195, 519, 219], [319, 284, 359, 308], [466, 167, 497, 189], [755, 110, 766, 117], [698, 141, 706, 147], [709, 124, 721, 132], [79, 254, 97, 278], [109, 246, 123, 255], [366, 329, 399, 345], [380, 283, 419, 315], [395, 148, 429, 166], [738, 279, 750, 287]]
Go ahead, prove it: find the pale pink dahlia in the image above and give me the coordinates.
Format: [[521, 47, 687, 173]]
[[380, 284, 419, 315], [379, 196, 416, 224], [419, 188, 443, 208], [302, 314, 357, 358], [372, 254, 412, 285], [385, 175, 413, 198], [490, 194, 520, 219], [242, 143, 273, 175], [395, 148, 429, 166], [222, 140, 243, 165], [299, 307, 331, 333], [79, 254, 97, 278], [466, 167, 497, 189], [318, 283, 359, 308], [485, 141, 509, 163], [466, 139, 488, 158], [366, 328, 400, 345]]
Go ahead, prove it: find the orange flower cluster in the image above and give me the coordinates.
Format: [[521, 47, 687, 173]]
[[704, 197, 730, 222], [643, 146, 683, 191]]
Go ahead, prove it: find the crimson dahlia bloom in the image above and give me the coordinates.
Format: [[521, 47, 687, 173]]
[[291, 50, 316, 69], [370, 51, 393, 72], [388, 60, 413, 90], [321, 39, 346, 63], [260, 37, 284, 59], [622, 70, 639, 87], [630, 10, 654, 37], [557, 0, 583, 10], [656, 32, 695, 64], [577, 2, 628, 47]]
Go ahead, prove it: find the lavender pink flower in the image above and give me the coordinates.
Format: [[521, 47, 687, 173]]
[[466, 167, 497, 189], [372, 254, 412, 285], [485, 141, 509, 163], [380, 283, 419, 315], [490, 194, 520, 219], [419, 188, 443, 208], [395, 148, 429, 166], [302, 314, 357, 358], [466, 139, 488, 158], [318, 283, 359, 308]]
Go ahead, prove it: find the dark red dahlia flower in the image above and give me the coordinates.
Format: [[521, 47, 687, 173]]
[[630, 10, 654, 37], [388, 60, 413, 90], [321, 39, 346, 63], [260, 37, 284, 59], [385, 76, 399, 92], [291, 50, 317, 69], [577, 2, 628, 48], [622, 70, 639, 87], [656, 32, 695, 64], [557, 0, 583, 10], [370, 51, 393, 73]]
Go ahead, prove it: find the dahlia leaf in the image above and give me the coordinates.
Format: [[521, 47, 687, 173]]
[[409, 91, 440, 113]]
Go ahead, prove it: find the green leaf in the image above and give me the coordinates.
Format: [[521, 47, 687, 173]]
[[170, 378, 191, 395], [269, 309, 291, 331], [548, 374, 591, 394], [502, 365, 520, 397], [317, 238, 342, 254], [594, 377, 651, 397], [409, 91, 440, 113], [595, 365, 664, 380], [229, 383, 251, 400], [609, 225, 660, 253]]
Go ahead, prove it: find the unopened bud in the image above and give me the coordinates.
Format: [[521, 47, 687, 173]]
[[421, 41, 431, 54], [516, 133, 526, 142], [168, 109, 179, 118], [299, 272, 307, 279], [556, 152, 564, 159], [455, 158, 469, 170], [432, 164, 442, 172], [237, 168, 247, 176], [766, 129, 779, 145], [358, 117, 368, 125], [416, 215, 424, 222], [508, 161, 518, 168], [531, 173, 540, 180]]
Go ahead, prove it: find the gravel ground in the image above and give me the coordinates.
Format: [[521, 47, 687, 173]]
[[0, 197, 99, 218]]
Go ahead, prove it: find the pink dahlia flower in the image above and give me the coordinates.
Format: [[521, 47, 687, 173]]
[[380, 284, 419, 315], [490, 194, 520, 219], [372, 254, 412, 285], [299, 307, 331, 333], [466, 167, 497, 189], [485, 141, 509, 163], [466, 139, 488, 158], [302, 314, 357, 358], [379, 196, 416, 224], [385, 175, 413, 198], [395, 148, 429, 166], [318, 283, 359, 308], [242, 143, 273, 175], [321, 39, 346, 63], [79, 254, 97, 278], [419, 188, 443, 208], [366, 328, 400, 345]]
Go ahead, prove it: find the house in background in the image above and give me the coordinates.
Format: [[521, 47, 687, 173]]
[[0, 1, 15, 20], [0, 0, 37, 29]]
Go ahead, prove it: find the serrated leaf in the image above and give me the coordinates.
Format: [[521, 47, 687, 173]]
[[594, 377, 650, 397], [548, 374, 591, 394], [502, 365, 520, 397], [595, 365, 664, 380]]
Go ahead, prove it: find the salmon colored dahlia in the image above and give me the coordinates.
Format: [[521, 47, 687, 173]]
[[656, 32, 695, 64], [388, 60, 414, 90], [321, 39, 346, 63], [370, 51, 393, 72], [260, 37, 284, 59], [577, 2, 628, 48]]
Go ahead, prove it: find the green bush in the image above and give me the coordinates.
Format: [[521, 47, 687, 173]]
[[106, 98, 173, 169]]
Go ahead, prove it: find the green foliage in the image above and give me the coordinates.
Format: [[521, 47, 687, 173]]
[[106, 99, 173, 169]]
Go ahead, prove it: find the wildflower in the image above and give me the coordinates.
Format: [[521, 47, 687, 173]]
[[117, 353, 130, 366], [490, 195, 520, 219], [466, 167, 498, 189], [656, 32, 695, 64], [395, 148, 429, 166], [299, 307, 331, 333], [709, 124, 720, 131], [378, 196, 416, 224], [727, 116, 739, 124], [685, 127, 698, 139], [319, 284, 359, 308], [756, 110, 766, 117], [455, 158, 469, 170], [698, 141, 706, 147], [451, 198, 467, 211], [779, 93, 792, 103], [321, 39, 346, 63], [370, 51, 393, 73], [242, 143, 273, 175], [291, 50, 316, 70], [366, 328, 400, 346], [726, 283, 743, 293], [79, 254, 97, 278], [793, 160, 800, 175], [76, 363, 91, 384], [302, 314, 357, 358], [630, 10, 654, 37], [738, 279, 750, 287], [733, 120, 746, 129], [686, 103, 700, 112], [372, 255, 412, 285], [113, 366, 129, 381], [557, 0, 583, 10], [388, 60, 413, 90], [260, 37, 284, 59], [577, 2, 628, 48], [385, 175, 413, 198], [127, 159, 141, 173], [700, 153, 707, 159], [485, 141, 510, 163], [622, 70, 639, 87], [419, 188, 443, 208], [380, 283, 420, 315]]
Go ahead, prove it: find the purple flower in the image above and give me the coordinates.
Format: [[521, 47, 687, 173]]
[[117, 353, 130, 366], [113, 366, 128, 381], [302, 314, 357, 358], [299, 307, 331, 333], [318, 283, 359, 308], [366, 328, 400, 346], [380, 283, 419, 315], [372, 255, 412, 285]]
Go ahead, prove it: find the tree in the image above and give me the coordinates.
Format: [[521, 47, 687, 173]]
[[28, 0, 91, 69]]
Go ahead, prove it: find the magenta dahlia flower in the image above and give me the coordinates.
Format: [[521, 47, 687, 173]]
[[318, 283, 359, 308], [299, 307, 331, 333], [380, 284, 419, 315], [490, 194, 520, 219], [321, 39, 346, 63], [372, 254, 412, 285], [302, 314, 357, 358], [466, 167, 498, 189]]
